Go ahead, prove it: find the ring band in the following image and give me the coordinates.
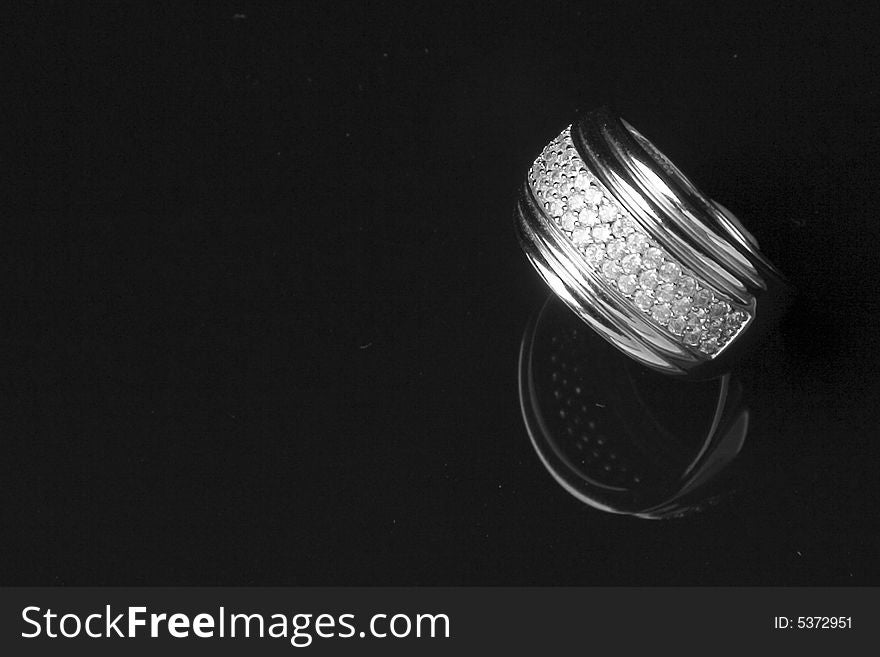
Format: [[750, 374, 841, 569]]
[[515, 107, 789, 377]]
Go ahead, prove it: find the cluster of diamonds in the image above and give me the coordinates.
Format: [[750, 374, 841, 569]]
[[528, 126, 749, 356]]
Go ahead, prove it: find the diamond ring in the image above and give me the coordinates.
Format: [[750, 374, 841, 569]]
[[515, 107, 790, 378]]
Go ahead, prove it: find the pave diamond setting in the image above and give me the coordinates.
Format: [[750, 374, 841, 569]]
[[527, 126, 750, 357]]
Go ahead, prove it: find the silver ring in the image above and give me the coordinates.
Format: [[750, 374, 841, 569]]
[[515, 107, 789, 378]]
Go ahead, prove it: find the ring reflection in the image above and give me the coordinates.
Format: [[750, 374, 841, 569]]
[[519, 296, 749, 518]]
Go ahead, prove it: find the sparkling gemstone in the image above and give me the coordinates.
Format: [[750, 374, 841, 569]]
[[592, 224, 612, 242], [584, 186, 603, 205], [685, 315, 704, 330], [633, 290, 653, 311], [578, 207, 598, 226], [606, 239, 626, 259], [677, 275, 696, 296], [611, 218, 632, 237], [621, 253, 641, 274], [551, 168, 566, 184], [560, 211, 577, 231], [574, 171, 592, 191], [602, 260, 623, 279], [700, 337, 719, 354], [638, 269, 659, 290], [704, 325, 723, 340], [667, 316, 685, 336], [655, 283, 676, 303], [617, 274, 637, 295], [727, 310, 745, 328], [583, 244, 605, 266], [626, 232, 649, 253], [599, 203, 618, 222], [671, 297, 692, 316], [548, 198, 564, 217], [572, 227, 591, 245], [693, 288, 713, 308], [709, 301, 730, 319], [642, 247, 664, 269], [651, 303, 672, 324], [683, 327, 702, 346], [659, 262, 681, 282], [568, 193, 586, 211]]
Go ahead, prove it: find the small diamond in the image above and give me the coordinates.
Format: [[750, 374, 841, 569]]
[[685, 315, 704, 331], [709, 301, 730, 319], [568, 193, 586, 211], [617, 274, 637, 295], [548, 198, 564, 217], [592, 224, 612, 242], [651, 303, 672, 324], [659, 262, 681, 282], [638, 269, 659, 290], [551, 168, 566, 185], [700, 337, 720, 354], [572, 227, 591, 245], [633, 290, 653, 311], [668, 316, 685, 336], [642, 247, 663, 269], [677, 275, 696, 296], [583, 244, 604, 266], [560, 211, 577, 231], [655, 283, 676, 303], [621, 253, 641, 274], [599, 203, 618, 222], [584, 186, 603, 205], [671, 297, 692, 316], [726, 310, 745, 328], [626, 232, 649, 253], [574, 171, 592, 191], [611, 218, 630, 237], [578, 207, 598, 226], [606, 239, 626, 259], [693, 288, 713, 308], [602, 260, 623, 279], [683, 327, 702, 346]]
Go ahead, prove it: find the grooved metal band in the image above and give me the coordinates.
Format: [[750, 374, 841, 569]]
[[515, 108, 787, 377]]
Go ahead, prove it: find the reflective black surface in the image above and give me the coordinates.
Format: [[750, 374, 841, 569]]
[[520, 297, 748, 518], [5, 4, 880, 584]]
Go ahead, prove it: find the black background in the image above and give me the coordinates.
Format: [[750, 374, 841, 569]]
[[4, 2, 879, 585]]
